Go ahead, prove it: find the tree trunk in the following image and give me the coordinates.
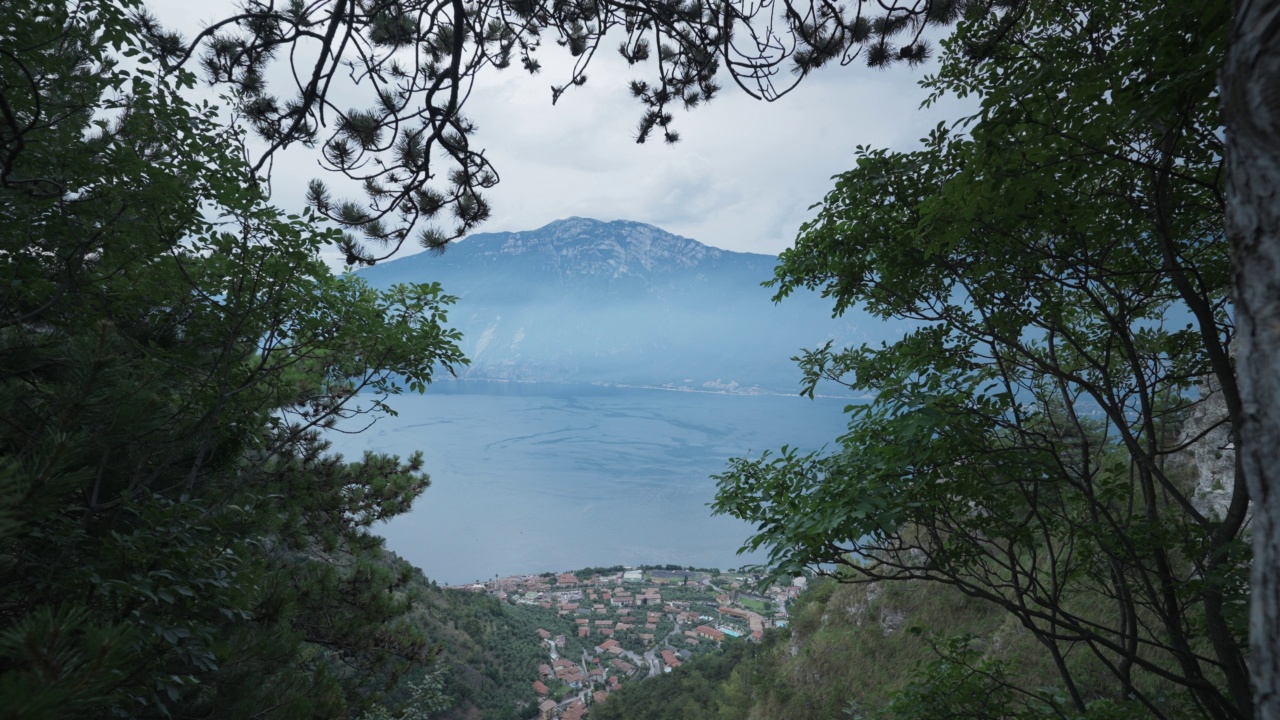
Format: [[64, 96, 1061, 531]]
[[1222, 2, 1280, 719]]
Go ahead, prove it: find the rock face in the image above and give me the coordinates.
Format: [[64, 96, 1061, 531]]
[[1168, 375, 1238, 521], [844, 582, 882, 626], [355, 218, 892, 393], [838, 582, 905, 637]]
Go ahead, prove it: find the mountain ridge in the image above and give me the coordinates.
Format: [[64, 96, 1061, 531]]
[[448, 217, 751, 275], [355, 218, 884, 393]]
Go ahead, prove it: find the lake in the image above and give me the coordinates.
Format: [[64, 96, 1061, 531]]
[[327, 381, 852, 584]]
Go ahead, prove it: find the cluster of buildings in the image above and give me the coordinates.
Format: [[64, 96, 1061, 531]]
[[536, 657, 616, 691], [456, 568, 692, 602], [451, 568, 811, 717], [538, 697, 586, 720], [532, 641, 626, 718], [569, 606, 664, 643], [717, 606, 766, 640]]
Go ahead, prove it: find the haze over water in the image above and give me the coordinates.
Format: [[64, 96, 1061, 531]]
[[329, 381, 851, 584]]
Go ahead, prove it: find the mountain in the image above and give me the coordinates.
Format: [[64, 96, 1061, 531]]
[[355, 217, 888, 394]]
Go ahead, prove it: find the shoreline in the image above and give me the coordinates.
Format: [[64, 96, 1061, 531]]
[[433, 376, 862, 400]]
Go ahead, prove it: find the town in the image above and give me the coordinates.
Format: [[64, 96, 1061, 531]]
[[449, 566, 808, 718]]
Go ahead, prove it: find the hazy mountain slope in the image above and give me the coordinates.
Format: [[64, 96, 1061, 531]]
[[355, 218, 888, 393]]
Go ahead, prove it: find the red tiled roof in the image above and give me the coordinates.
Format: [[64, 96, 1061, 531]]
[[695, 625, 725, 641], [532, 680, 550, 695]]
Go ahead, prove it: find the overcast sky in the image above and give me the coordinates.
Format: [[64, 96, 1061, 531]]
[[147, 1, 970, 258]]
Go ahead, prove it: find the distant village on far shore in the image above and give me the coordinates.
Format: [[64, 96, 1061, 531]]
[[448, 566, 809, 719]]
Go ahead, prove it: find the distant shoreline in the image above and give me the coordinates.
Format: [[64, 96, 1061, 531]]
[[434, 376, 859, 400]]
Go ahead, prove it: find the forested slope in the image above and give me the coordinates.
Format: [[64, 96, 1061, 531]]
[[369, 558, 555, 720], [595, 577, 1194, 720]]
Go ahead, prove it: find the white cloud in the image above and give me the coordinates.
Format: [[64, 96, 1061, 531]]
[[145, 0, 973, 258], [464, 44, 969, 256]]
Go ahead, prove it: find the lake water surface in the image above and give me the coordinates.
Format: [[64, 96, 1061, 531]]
[[328, 382, 851, 584]]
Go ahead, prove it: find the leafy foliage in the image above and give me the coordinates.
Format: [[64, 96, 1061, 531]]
[[714, 0, 1249, 718], [0, 2, 469, 717]]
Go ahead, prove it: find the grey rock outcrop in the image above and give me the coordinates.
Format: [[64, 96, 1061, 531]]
[[1168, 375, 1237, 521]]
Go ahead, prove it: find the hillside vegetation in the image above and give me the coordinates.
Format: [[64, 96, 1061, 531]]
[[596, 576, 1192, 720], [372, 560, 553, 720]]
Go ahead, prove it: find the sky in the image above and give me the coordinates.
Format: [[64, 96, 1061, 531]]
[[146, 1, 971, 258]]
